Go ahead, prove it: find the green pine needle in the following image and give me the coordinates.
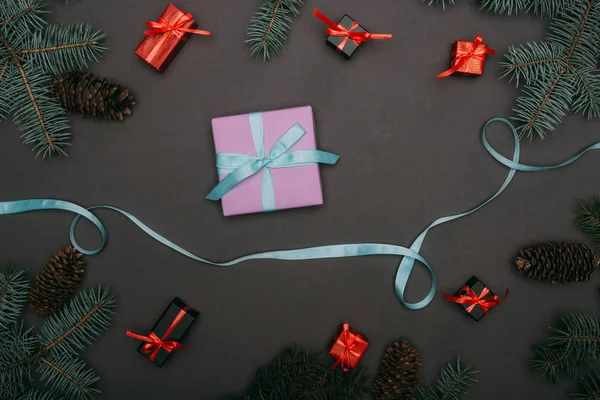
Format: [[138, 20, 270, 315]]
[[417, 358, 479, 400], [0, 324, 38, 397], [225, 347, 370, 400], [572, 371, 600, 399], [17, 389, 61, 400], [479, 0, 575, 17], [40, 286, 116, 357], [0, 265, 29, 330], [246, 0, 303, 60], [576, 196, 600, 249], [420, 0, 456, 9], [487, 0, 600, 139], [37, 355, 100, 400], [530, 314, 600, 382], [0, 0, 105, 158]]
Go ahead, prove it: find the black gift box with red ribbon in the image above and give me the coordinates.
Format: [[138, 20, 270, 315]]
[[325, 15, 368, 59], [446, 276, 501, 322], [133, 297, 199, 367]]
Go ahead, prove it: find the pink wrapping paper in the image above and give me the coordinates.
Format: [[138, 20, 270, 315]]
[[211, 106, 324, 216]]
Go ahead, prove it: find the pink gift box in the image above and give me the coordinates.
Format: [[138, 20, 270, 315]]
[[210, 106, 325, 216]]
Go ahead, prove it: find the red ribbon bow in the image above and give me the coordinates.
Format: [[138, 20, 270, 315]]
[[444, 285, 507, 314], [313, 9, 392, 52], [437, 34, 495, 78], [126, 307, 189, 362], [331, 323, 367, 372]]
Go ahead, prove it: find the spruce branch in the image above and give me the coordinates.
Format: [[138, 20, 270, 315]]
[[576, 196, 600, 249], [0, 0, 105, 158], [21, 23, 105, 75], [17, 389, 61, 400], [417, 358, 479, 400], [0, 272, 115, 400], [0, 324, 38, 397], [225, 347, 370, 400], [0, 265, 29, 330], [572, 371, 600, 399], [37, 355, 100, 400], [530, 314, 600, 382], [489, 0, 600, 139], [39, 286, 116, 357], [419, 0, 456, 9], [246, 0, 303, 60], [479, 0, 577, 17]]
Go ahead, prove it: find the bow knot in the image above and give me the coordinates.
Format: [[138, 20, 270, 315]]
[[145, 13, 212, 37], [444, 285, 506, 314]]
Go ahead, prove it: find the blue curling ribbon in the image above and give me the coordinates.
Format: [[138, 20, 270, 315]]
[[2, 118, 600, 310], [205, 112, 340, 211]]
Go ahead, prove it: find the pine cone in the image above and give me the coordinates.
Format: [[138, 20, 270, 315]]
[[53, 71, 135, 121], [515, 241, 600, 284], [29, 245, 85, 315], [372, 340, 422, 400]]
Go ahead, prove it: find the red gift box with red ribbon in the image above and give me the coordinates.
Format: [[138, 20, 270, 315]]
[[329, 323, 369, 371], [135, 3, 211, 72], [126, 297, 198, 366], [438, 35, 495, 78]]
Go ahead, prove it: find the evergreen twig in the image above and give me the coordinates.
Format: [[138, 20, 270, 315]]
[[224, 347, 370, 400], [572, 371, 600, 399], [485, 0, 600, 139], [0, 0, 105, 157], [0, 265, 29, 330], [0, 265, 116, 400], [420, 0, 456, 8], [246, 0, 303, 60], [530, 314, 600, 382], [576, 196, 600, 249], [417, 358, 479, 400]]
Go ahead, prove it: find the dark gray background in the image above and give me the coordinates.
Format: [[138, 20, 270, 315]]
[[2, 0, 600, 398]]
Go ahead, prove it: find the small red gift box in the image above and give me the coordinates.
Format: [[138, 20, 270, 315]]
[[135, 3, 211, 72], [438, 34, 495, 78], [329, 323, 369, 371]]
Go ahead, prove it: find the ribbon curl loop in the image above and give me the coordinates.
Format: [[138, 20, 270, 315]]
[[2, 119, 600, 310]]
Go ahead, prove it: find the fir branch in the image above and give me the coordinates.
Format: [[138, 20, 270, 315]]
[[39, 286, 116, 357], [479, 0, 579, 17], [417, 358, 479, 400], [17, 388, 61, 400], [572, 371, 600, 399], [420, 0, 456, 9], [225, 347, 370, 400], [576, 196, 600, 249], [246, 0, 303, 60], [0, 324, 38, 398], [0, 0, 45, 31], [8, 60, 69, 157], [21, 23, 105, 75], [491, 0, 600, 138], [478, 0, 532, 15], [500, 42, 567, 87], [37, 355, 100, 400], [0, 266, 29, 330], [530, 314, 600, 382]]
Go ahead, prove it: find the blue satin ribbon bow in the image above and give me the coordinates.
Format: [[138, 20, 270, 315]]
[[205, 112, 340, 211], [2, 118, 600, 310]]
